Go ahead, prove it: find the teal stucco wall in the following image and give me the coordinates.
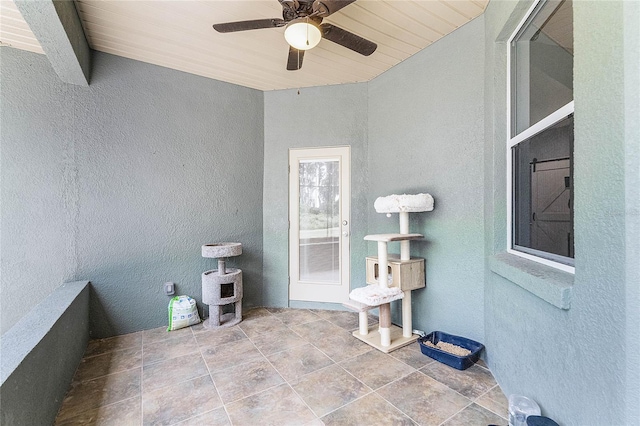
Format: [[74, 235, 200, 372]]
[[1, 48, 264, 337], [2, 1, 638, 422], [483, 1, 640, 424], [367, 16, 486, 343], [262, 17, 486, 345], [262, 83, 369, 308]]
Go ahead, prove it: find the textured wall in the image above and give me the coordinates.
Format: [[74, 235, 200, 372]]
[[623, 1, 640, 421], [0, 281, 89, 425], [367, 17, 486, 342], [483, 1, 639, 424], [1, 48, 264, 337], [1, 48, 79, 334], [262, 17, 486, 342], [263, 83, 369, 307]]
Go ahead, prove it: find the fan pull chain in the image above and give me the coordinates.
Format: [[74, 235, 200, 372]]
[[306, 17, 310, 46]]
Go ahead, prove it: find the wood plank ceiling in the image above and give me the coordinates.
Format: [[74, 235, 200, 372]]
[[0, 0, 488, 91], [0, 0, 44, 54]]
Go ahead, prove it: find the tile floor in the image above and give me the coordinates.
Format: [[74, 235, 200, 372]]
[[55, 308, 509, 426]]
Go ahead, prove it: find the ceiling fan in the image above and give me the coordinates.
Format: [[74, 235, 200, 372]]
[[212, 0, 377, 71]]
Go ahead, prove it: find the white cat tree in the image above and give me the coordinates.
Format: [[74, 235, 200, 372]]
[[344, 193, 434, 353]]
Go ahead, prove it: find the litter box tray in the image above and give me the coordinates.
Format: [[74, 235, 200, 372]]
[[418, 331, 484, 370]]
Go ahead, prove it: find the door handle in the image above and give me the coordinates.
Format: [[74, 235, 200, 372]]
[[342, 231, 349, 237]]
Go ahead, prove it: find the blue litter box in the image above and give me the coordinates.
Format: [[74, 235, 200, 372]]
[[418, 331, 484, 370]]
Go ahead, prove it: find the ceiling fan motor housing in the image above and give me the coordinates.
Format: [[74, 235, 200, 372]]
[[214, 0, 374, 71], [280, 0, 351, 20]]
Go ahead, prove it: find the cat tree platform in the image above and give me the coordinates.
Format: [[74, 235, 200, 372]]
[[343, 298, 420, 353]]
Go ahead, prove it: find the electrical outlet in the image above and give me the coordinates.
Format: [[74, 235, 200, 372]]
[[164, 282, 175, 296]]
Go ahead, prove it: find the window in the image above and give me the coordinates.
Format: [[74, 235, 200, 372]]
[[507, 0, 574, 272]]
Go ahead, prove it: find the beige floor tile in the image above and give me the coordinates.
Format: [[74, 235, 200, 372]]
[[211, 359, 285, 404], [242, 307, 275, 322], [442, 403, 507, 426], [238, 314, 288, 337], [291, 364, 371, 417], [55, 396, 141, 426], [56, 369, 141, 422], [389, 342, 435, 369], [311, 330, 372, 363], [194, 326, 247, 349], [142, 375, 221, 426], [142, 352, 208, 392], [250, 327, 307, 355], [226, 384, 316, 426], [321, 392, 416, 425], [270, 308, 321, 326], [267, 343, 334, 382], [312, 309, 378, 327], [172, 407, 230, 426], [475, 384, 509, 419], [74, 347, 142, 383], [340, 350, 416, 390], [321, 310, 364, 330], [142, 325, 193, 345], [143, 334, 199, 366], [265, 307, 288, 314], [376, 371, 471, 426], [201, 338, 264, 373], [309, 309, 343, 319], [187, 321, 212, 334], [290, 319, 345, 341], [57, 308, 504, 426], [84, 332, 142, 358], [420, 363, 497, 399]]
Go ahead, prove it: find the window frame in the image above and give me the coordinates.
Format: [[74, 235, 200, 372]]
[[506, 0, 575, 274]]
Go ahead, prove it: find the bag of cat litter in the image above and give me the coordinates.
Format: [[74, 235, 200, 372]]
[[167, 295, 201, 331]]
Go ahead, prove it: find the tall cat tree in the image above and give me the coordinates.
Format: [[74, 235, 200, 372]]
[[345, 193, 434, 353]]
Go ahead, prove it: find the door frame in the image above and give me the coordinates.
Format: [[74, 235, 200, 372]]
[[288, 146, 351, 303]]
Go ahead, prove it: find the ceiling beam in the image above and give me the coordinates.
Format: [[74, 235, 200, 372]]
[[14, 0, 91, 86]]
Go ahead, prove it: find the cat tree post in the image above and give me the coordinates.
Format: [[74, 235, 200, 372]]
[[399, 211, 412, 338]]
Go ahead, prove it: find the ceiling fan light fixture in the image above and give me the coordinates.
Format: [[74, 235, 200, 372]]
[[284, 18, 321, 50]]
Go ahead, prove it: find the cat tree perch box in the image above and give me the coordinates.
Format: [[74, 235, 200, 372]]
[[366, 256, 425, 291]]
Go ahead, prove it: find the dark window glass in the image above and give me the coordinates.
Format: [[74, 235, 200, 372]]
[[512, 115, 574, 262]]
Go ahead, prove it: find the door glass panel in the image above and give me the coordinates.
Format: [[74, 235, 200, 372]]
[[298, 159, 340, 283]]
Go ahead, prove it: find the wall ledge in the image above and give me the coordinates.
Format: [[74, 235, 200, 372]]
[[0, 280, 90, 426], [1, 280, 89, 382], [489, 253, 573, 309]]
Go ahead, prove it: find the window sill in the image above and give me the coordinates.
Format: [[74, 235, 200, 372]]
[[489, 253, 573, 310]]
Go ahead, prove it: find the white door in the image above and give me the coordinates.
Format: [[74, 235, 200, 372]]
[[289, 146, 350, 303]]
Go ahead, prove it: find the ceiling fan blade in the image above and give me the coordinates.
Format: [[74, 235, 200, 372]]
[[312, 0, 356, 17], [213, 19, 285, 33], [287, 46, 304, 71], [320, 23, 376, 56]]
